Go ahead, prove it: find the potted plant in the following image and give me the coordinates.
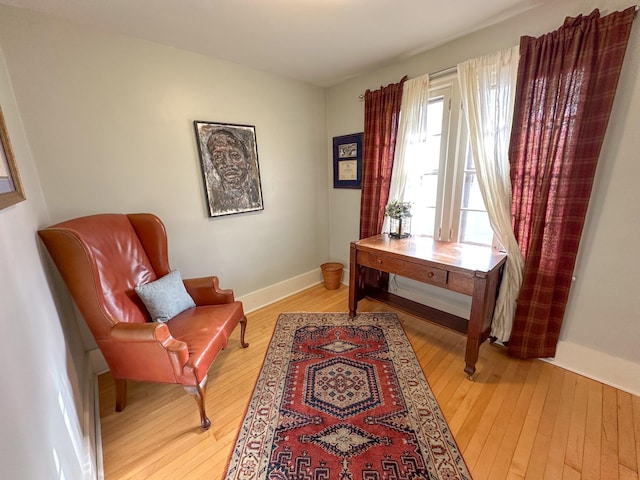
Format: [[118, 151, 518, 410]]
[[385, 200, 412, 238]]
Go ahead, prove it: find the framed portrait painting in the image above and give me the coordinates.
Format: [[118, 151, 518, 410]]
[[194, 121, 264, 217], [332, 132, 362, 189]]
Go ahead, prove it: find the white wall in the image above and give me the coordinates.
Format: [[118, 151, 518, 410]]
[[0, 5, 330, 300], [326, 0, 640, 391], [0, 48, 91, 479]]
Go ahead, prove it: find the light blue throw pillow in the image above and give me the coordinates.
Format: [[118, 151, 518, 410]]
[[135, 270, 196, 322]]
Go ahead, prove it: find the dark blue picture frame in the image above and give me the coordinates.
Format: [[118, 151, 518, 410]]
[[333, 132, 362, 189]]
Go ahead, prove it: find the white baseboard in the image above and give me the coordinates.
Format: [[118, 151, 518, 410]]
[[543, 340, 640, 397], [89, 347, 108, 376], [237, 268, 323, 313], [81, 352, 100, 480], [93, 376, 104, 480], [87, 348, 107, 480]]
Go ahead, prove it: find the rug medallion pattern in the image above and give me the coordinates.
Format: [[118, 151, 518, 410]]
[[224, 312, 471, 480]]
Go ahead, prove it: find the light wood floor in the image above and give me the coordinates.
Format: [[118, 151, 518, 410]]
[[98, 284, 640, 479]]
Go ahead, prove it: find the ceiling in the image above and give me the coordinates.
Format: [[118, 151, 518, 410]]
[[0, 0, 545, 87]]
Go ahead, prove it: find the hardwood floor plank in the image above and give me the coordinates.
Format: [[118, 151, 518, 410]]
[[634, 395, 640, 476], [488, 360, 542, 480], [462, 358, 521, 471], [452, 351, 510, 450], [507, 362, 553, 479], [619, 464, 639, 480], [472, 360, 531, 480], [583, 379, 604, 480], [444, 351, 504, 436], [422, 331, 466, 382], [603, 385, 620, 480], [565, 374, 590, 473], [522, 365, 565, 479], [97, 285, 640, 480], [544, 370, 577, 479], [562, 464, 581, 480], [439, 373, 473, 430], [430, 337, 468, 401], [618, 391, 638, 474]]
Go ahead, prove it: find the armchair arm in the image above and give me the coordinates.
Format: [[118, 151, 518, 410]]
[[111, 322, 185, 349], [183, 276, 235, 305], [108, 322, 190, 382]]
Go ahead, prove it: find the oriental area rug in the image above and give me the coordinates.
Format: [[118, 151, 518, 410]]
[[224, 312, 471, 480]]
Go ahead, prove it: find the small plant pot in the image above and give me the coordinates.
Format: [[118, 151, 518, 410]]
[[320, 262, 344, 290]]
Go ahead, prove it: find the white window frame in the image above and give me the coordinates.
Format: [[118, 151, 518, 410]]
[[408, 72, 498, 249]]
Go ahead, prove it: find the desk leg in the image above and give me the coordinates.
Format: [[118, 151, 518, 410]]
[[348, 242, 358, 317], [465, 270, 499, 377]]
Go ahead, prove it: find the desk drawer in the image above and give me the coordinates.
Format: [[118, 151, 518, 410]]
[[358, 250, 448, 286]]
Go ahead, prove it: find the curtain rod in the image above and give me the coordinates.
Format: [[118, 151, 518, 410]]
[[358, 66, 457, 100], [429, 65, 457, 79]]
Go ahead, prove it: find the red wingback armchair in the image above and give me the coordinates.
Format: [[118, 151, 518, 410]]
[[38, 213, 248, 430]]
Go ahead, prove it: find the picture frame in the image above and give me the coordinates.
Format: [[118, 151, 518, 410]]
[[0, 105, 26, 211], [333, 132, 362, 189], [193, 121, 264, 217]]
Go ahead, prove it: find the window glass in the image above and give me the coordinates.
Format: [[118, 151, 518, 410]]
[[405, 96, 444, 237], [400, 74, 495, 247], [459, 142, 493, 245]]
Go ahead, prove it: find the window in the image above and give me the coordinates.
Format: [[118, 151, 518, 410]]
[[403, 90, 447, 238], [403, 74, 495, 247], [459, 140, 494, 245]]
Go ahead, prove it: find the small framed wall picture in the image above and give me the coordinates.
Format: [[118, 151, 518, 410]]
[[333, 132, 362, 189]]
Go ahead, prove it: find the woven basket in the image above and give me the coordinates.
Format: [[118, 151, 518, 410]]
[[320, 262, 344, 290]]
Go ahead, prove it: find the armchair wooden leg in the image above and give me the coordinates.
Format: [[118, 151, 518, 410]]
[[240, 315, 249, 348], [184, 376, 211, 430], [115, 379, 127, 412]]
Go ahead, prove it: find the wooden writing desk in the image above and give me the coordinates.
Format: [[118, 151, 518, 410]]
[[349, 234, 506, 377]]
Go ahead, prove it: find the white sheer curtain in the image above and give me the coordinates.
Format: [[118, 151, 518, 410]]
[[458, 46, 523, 343], [383, 74, 430, 233]]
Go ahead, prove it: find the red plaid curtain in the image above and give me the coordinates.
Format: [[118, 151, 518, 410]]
[[359, 77, 407, 239], [508, 7, 635, 358]]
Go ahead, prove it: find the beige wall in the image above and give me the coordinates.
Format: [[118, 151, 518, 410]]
[[0, 6, 330, 299], [326, 0, 640, 385]]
